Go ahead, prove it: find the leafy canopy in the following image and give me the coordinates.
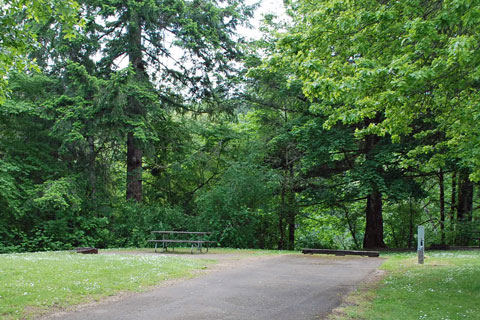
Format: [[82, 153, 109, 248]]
[[276, 0, 480, 178], [0, 0, 83, 102]]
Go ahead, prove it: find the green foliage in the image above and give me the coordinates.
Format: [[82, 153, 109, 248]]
[[1, 0, 480, 254], [110, 202, 189, 248], [383, 201, 423, 249], [296, 210, 361, 250], [276, 0, 480, 179], [0, 0, 83, 103], [196, 162, 279, 248]]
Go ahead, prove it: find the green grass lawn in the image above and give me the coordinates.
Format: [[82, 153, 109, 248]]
[[334, 250, 480, 320], [0, 251, 210, 319]]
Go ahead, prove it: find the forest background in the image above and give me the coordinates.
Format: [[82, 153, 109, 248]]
[[1, 0, 480, 253]]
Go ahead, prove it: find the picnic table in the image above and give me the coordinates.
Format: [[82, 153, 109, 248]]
[[147, 231, 215, 254]]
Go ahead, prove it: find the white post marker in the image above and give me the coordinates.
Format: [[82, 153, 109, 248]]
[[417, 226, 425, 264]]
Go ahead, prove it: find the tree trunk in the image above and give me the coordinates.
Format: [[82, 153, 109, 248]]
[[457, 169, 473, 221], [279, 176, 296, 250], [287, 190, 296, 251], [278, 185, 285, 250], [286, 159, 296, 251], [363, 134, 385, 249], [278, 216, 285, 250], [450, 170, 456, 229], [125, 4, 145, 202], [86, 136, 96, 198], [363, 189, 386, 248], [343, 206, 360, 248], [287, 214, 295, 250], [439, 169, 445, 245], [126, 132, 142, 202], [408, 199, 414, 248], [389, 221, 399, 248]]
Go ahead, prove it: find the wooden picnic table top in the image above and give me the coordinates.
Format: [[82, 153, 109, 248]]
[[151, 231, 211, 235]]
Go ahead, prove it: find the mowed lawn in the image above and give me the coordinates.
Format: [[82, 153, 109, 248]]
[[335, 250, 480, 320], [0, 251, 210, 319]]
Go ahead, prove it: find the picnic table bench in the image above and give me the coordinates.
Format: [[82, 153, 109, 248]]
[[148, 231, 215, 254]]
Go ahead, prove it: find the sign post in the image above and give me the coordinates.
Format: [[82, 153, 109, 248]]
[[417, 226, 425, 264]]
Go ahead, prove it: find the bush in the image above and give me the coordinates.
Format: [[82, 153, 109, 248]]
[[110, 201, 190, 247], [196, 162, 279, 249]]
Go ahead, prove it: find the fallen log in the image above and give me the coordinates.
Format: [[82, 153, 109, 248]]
[[75, 247, 98, 254], [302, 248, 379, 257]]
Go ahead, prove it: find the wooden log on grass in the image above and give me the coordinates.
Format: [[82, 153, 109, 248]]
[[76, 247, 98, 254], [302, 248, 379, 257]]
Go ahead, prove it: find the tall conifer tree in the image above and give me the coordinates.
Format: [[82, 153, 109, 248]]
[[90, 0, 254, 201]]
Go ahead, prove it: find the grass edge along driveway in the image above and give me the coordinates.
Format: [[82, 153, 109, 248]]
[[0, 251, 211, 319], [330, 250, 480, 320]]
